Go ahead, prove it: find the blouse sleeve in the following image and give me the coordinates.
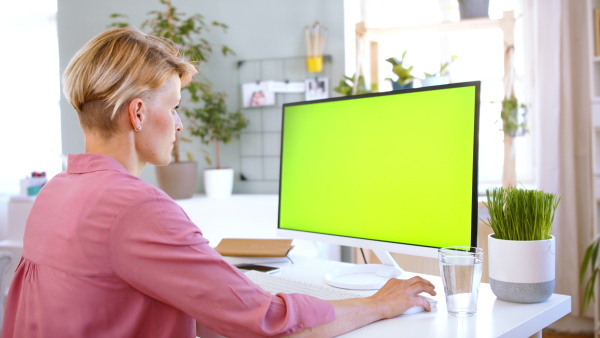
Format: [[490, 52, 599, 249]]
[[108, 195, 335, 337]]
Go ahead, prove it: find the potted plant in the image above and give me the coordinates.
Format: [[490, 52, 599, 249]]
[[183, 89, 248, 199], [110, 0, 235, 199], [155, 134, 198, 200], [385, 51, 415, 90], [458, 0, 490, 20], [421, 55, 457, 87], [333, 73, 378, 96], [482, 187, 561, 303]]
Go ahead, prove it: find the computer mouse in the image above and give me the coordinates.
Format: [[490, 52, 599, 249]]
[[401, 295, 438, 315]]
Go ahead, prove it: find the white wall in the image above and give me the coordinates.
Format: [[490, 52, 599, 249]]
[[57, 0, 346, 194]]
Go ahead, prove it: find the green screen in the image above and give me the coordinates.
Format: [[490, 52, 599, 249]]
[[279, 83, 478, 249]]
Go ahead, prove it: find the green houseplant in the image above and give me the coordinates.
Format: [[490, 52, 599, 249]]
[[580, 236, 600, 311], [483, 187, 560, 241], [110, 0, 238, 199], [501, 96, 528, 137], [482, 187, 561, 303], [385, 51, 415, 90], [333, 73, 378, 96], [183, 88, 248, 198]]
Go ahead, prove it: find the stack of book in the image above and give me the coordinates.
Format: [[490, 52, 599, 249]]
[[214, 238, 294, 264]]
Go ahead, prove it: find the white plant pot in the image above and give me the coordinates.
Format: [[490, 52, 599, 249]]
[[204, 168, 234, 199], [488, 234, 555, 303], [420, 76, 449, 87]]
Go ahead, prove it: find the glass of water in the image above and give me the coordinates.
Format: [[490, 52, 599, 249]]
[[438, 246, 484, 317]]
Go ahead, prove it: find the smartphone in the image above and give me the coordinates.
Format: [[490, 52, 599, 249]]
[[235, 263, 281, 274]]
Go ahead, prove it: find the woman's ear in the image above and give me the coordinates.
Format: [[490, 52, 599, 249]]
[[128, 98, 145, 132]]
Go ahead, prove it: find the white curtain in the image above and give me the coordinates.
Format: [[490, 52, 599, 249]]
[[530, 0, 594, 317]]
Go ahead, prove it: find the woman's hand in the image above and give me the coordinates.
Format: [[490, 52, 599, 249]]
[[369, 276, 437, 319], [290, 275, 436, 337]]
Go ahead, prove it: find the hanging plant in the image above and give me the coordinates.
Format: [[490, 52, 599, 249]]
[[501, 46, 528, 137], [501, 96, 528, 137]]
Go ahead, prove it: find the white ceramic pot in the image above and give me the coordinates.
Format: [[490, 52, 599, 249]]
[[204, 168, 234, 198], [420, 76, 449, 87], [488, 234, 555, 303]]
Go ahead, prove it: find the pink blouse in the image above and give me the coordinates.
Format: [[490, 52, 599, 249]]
[[2, 154, 335, 337]]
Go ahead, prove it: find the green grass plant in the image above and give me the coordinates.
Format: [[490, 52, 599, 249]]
[[482, 187, 560, 241]]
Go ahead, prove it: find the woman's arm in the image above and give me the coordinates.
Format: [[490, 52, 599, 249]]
[[290, 276, 436, 337]]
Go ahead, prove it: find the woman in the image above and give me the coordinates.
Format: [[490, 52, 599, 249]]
[[2, 27, 435, 337]]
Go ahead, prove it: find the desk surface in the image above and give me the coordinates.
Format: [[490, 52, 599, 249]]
[[271, 256, 571, 338], [175, 194, 340, 261], [3, 195, 571, 336]]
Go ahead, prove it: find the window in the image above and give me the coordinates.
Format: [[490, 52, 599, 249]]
[[345, 0, 532, 190], [0, 0, 62, 195]]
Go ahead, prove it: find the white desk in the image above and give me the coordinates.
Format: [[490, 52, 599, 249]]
[[175, 194, 341, 261], [1, 194, 571, 337], [0, 194, 338, 289], [269, 256, 571, 338]]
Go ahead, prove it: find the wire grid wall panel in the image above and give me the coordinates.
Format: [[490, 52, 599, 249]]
[[237, 56, 332, 183]]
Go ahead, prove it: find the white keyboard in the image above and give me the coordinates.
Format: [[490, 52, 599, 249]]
[[245, 270, 364, 301]]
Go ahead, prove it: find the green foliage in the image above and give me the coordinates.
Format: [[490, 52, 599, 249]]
[[109, 0, 245, 165], [110, 0, 234, 65], [501, 96, 528, 136], [333, 73, 378, 96], [424, 55, 457, 78], [385, 51, 415, 86], [482, 187, 560, 241], [183, 90, 248, 168], [581, 237, 600, 312]]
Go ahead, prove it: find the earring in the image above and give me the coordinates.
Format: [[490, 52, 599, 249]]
[[135, 126, 141, 132]]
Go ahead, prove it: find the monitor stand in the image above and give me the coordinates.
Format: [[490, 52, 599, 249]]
[[323, 249, 404, 290]]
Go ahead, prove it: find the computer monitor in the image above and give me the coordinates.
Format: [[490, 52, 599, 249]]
[[277, 81, 480, 290]]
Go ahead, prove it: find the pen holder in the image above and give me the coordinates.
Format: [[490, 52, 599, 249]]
[[306, 56, 323, 73]]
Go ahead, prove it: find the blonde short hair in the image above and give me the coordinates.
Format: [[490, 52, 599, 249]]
[[63, 27, 198, 137]]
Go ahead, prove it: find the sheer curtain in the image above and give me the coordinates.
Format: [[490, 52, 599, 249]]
[[528, 0, 594, 318], [0, 0, 61, 249]]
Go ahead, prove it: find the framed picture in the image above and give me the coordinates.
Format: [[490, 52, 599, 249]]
[[242, 82, 276, 108], [305, 77, 329, 101]]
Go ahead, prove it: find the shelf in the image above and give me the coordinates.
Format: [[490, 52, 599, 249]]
[[362, 15, 509, 38]]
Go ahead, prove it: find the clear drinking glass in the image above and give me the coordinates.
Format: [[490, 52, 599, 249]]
[[438, 246, 484, 317]]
